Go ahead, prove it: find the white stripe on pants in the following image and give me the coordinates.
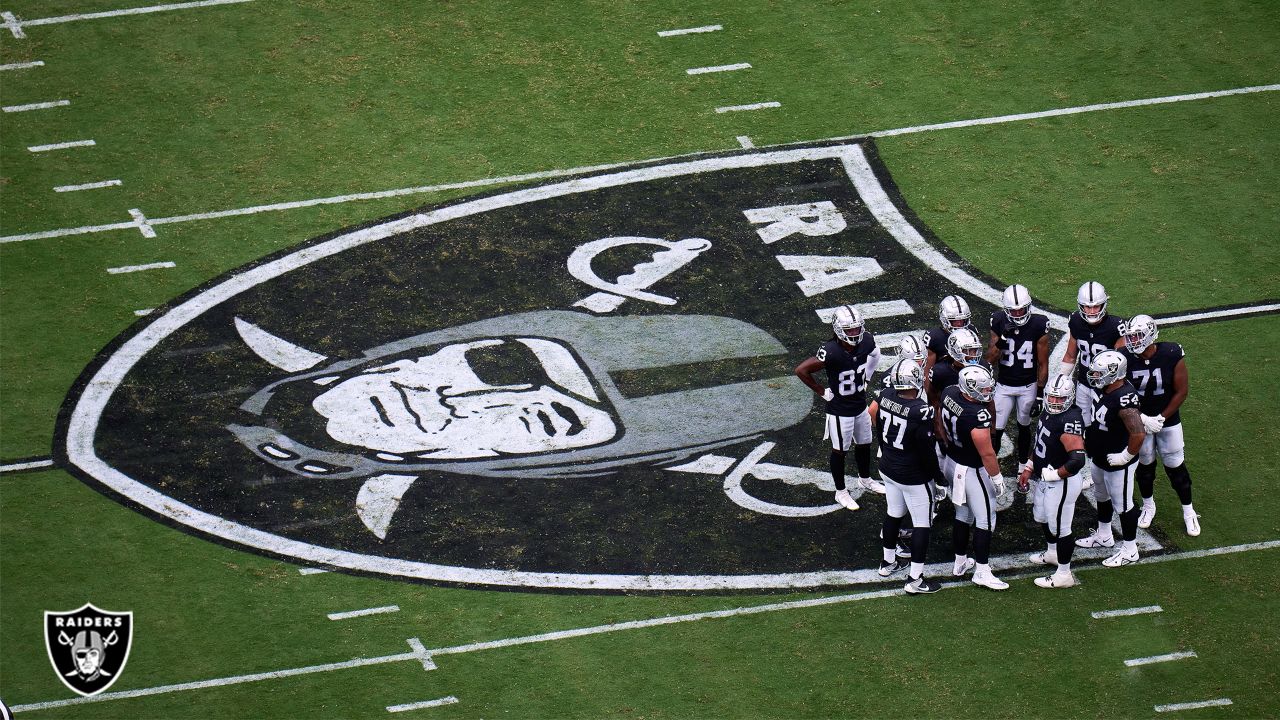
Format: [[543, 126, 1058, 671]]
[[1089, 462, 1138, 513], [884, 474, 933, 528], [943, 458, 996, 531]]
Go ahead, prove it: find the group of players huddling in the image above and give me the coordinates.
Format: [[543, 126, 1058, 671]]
[[795, 282, 1199, 595]]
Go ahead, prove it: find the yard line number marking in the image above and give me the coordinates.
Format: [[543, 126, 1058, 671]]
[[4, 83, 1277, 246], [10, 539, 1278, 714]]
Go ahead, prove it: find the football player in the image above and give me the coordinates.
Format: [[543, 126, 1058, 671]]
[[986, 284, 1049, 478], [1076, 351, 1146, 567], [795, 305, 884, 510], [1120, 315, 1200, 536], [1018, 375, 1088, 588], [928, 327, 985, 450], [1060, 281, 1124, 422], [922, 295, 974, 402], [869, 359, 944, 594], [940, 365, 1009, 590]]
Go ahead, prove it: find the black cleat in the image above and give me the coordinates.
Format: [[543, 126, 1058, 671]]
[[904, 575, 941, 594], [878, 559, 909, 577]]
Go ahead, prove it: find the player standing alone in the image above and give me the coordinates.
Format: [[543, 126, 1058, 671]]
[[794, 305, 884, 510]]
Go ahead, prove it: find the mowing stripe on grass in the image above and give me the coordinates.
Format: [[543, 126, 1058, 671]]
[[687, 63, 751, 75], [1125, 651, 1197, 667], [0, 60, 43, 70], [10, 539, 1277, 715], [387, 697, 458, 713], [6, 83, 1275, 246], [657, 24, 721, 37], [3, 100, 69, 112], [17, 0, 254, 28], [106, 262, 175, 274], [55, 179, 123, 193], [1155, 698, 1233, 713], [0, 458, 55, 473], [715, 101, 780, 113], [328, 605, 399, 621], [26, 139, 94, 152], [1091, 605, 1163, 619]]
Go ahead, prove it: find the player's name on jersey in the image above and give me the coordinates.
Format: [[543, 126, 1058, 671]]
[[943, 394, 968, 416]]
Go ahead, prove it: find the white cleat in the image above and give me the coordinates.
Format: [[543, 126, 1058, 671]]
[[952, 558, 976, 577], [1075, 530, 1115, 549], [834, 488, 860, 511], [1029, 549, 1058, 565], [1034, 572, 1078, 589], [1102, 547, 1140, 568], [1138, 502, 1156, 529], [971, 570, 1009, 591], [1184, 512, 1201, 537], [859, 477, 886, 495]]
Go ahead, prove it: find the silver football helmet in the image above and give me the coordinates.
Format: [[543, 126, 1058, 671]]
[[897, 334, 926, 364], [1121, 314, 1159, 354], [831, 305, 865, 346], [889, 358, 924, 392], [1002, 284, 1033, 326], [1077, 281, 1109, 325], [938, 295, 972, 330], [1087, 350, 1128, 389], [958, 364, 995, 403], [1043, 374, 1076, 414], [945, 327, 984, 365]]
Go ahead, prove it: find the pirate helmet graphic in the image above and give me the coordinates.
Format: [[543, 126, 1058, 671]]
[[230, 310, 811, 480]]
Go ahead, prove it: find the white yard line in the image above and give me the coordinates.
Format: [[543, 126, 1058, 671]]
[[0, 459, 55, 473], [10, 539, 1277, 715], [16, 0, 253, 29], [657, 24, 722, 37], [298, 567, 330, 575], [27, 139, 95, 153], [1, 11, 25, 38], [3, 99, 69, 112], [129, 208, 158, 238], [1124, 650, 1196, 667], [3, 82, 1278, 246], [106, 261, 175, 275], [715, 101, 780, 113], [55, 179, 123, 193], [687, 62, 751, 75], [1158, 303, 1280, 325], [1091, 605, 1163, 619], [1154, 698, 1233, 713], [327, 605, 400, 621], [387, 697, 458, 713], [736, 135, 755, 149], [133, 308, 155, 316], [0, 60, 42, 70]]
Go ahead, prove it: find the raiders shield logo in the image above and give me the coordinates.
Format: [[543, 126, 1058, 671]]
[[44, 604, 133, 697], [58, 140, 1066, 591]]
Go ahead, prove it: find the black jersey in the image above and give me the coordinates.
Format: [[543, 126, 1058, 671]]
[[990, 311, 1048, 387], [874, 388, 936, 485], [923, 325, 952, 364], [1085, 380, 1142, 468], [1068, 312, 1123, 385], [816, 333, 878, 416], [1031, 406, 1086, 474], [929, 359, 992, 399], [1121, 342, 1185, 426], [940, 385, 993, 467]]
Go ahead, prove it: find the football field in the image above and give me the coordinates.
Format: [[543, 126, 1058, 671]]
[[2, 1, 1279, 717]]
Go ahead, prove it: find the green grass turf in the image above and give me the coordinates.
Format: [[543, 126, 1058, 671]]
[[2, 0, 1279, 717]]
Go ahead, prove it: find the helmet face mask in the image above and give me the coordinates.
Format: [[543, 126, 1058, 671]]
[[831, 305, 865, 346], [1077, 281, 1109, 325], [1044, 374, 1076, 414], [1002, 284, 1032, 327], [1122, 314, 1159, 354], [1087, 350, 1128, 389], [889, 359, 923, 392], [958, 365, 995, 403], [938, 295, 972, 330], [946, 327, 983, 366]]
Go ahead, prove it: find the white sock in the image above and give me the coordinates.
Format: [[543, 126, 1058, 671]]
[[883, 547, 896, 563], [976, 562, 991, 575], [910, 561, 924, 578], [953, 555, 969, 573], [1182, 503, 1196, 515], [1143, 498, 1155, 508], [1123, 539, 1138, 554], [1046, 542, 1055, 555], [1056, 562, 1072, 575], [1098, 521, 1112, 538]]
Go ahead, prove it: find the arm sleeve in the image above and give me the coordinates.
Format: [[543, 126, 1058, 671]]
[[1063, 448, 1086, 474], [865, 347, 882, 382]]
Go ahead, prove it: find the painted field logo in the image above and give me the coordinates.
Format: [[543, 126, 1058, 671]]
[[44, 604, 133, 697], [60, 141, 1056, 591]]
